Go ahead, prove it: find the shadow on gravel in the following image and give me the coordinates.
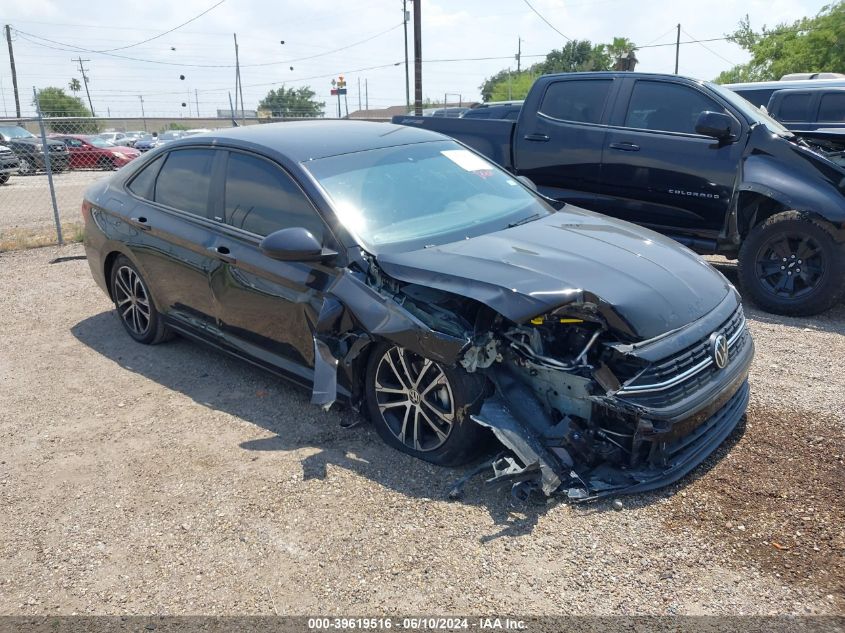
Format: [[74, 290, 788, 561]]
[[71, 310, 551, 541]]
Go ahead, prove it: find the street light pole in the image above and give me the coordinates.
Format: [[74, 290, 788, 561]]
[[413, 0, 422, 115], [403, 0, 410, 110]]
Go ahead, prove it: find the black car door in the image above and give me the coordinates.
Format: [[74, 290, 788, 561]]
[[513, 77, 617, 208], [122, 148, 223, 338], [207, 149, 339, 386], [601, 78, 744, 235]]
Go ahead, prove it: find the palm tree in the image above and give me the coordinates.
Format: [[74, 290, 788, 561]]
[[68, 78, 82, 95]]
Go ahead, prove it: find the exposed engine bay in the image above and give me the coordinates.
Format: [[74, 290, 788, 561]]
[[314, 255, 754, 503]]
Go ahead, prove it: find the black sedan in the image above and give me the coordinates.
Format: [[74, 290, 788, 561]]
[[82, 121, 753, 501]]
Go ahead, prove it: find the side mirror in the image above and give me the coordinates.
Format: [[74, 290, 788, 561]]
[[516, 175, 538, 192], [695, 111, 736, 141], [259, 227, 333, 262]]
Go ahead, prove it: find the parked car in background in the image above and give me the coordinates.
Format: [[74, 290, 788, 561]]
[[757, 87, 845, 131], [724, 78, 845, 110], [0, 144, 20, 184], [0, 125, 70, 175], [98, 132, 128, 145], [462, 101, 523, 120], [134, 131, 185, 152], [81, 120, 752, 501], [395, 71, 845, 316], [51, 134, 140, 170], [118, 131, 147, 147]]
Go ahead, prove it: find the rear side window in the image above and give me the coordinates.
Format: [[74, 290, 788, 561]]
[[625, 81, 724, 134], [127, 154, 164, 200], [224, 152, 324, 239], [539, 80, 612, 124], [778, 93, 812, 121], [155, 149, 215, 217], [818, 93, 845, 122]]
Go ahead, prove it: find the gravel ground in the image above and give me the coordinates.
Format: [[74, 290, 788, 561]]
[[0, 171, 105, 233], [0, 244, 842, 616]]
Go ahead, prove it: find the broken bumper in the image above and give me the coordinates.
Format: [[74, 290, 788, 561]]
[[472, 320, 754, 501]]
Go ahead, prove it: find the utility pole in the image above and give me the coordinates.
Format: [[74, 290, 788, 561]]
[[365, 78, 368, 111], [195, 88, 199, 118], [138, 95, 146, 131], [403, 0, 410, 110], [233, 33, 245, 124], [73, 56, 95, 116], [516, 36, 522, 73], [674, 23, 680, 74], [5, 25, 21, 117], [413, 0, 422, 115]]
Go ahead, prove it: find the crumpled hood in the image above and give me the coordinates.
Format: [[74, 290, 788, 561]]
[[377, 205, 732, 340]]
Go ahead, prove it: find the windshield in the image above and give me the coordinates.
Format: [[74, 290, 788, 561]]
[[708, 82, 793, 137], [0, 125, 36, 139], [305, 140, 553, 253], [88, 137, 116, 148]]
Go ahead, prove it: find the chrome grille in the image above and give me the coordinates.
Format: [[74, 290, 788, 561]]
[[617, 306, 747, 406]]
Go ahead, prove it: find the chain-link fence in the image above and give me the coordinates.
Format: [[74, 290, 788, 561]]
[[0, 99, 370, 251]]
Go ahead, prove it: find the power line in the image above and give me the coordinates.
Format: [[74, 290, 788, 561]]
[[522, 0, 571, 41], [13, 23, 403, 69], [93, 0, 225, 52], [681, 27, 738, 66]]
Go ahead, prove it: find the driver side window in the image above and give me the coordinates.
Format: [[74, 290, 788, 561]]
[[223, 152, 325, 240], [625, 81, 725, 135]]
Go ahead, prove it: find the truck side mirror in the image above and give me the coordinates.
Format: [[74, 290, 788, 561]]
[[695, 111, 736, 141], [516, 175, 538, 192]]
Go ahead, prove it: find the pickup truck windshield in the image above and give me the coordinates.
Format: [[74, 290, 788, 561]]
[[305, 140, 552, 253], [708, 83, 793, 137]]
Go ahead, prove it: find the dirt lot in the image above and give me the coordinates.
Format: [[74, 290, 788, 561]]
[[0, 244, 843, 615], [0, 170, 105, 233]]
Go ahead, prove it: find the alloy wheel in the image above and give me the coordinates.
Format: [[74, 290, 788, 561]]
[[755, 233, 825, 299], [113, 265, 152, 336], [18, 158, 32, 175], [374, 346, 455, 452]]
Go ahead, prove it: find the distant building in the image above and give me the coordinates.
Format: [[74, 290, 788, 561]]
[[348, 103, 479, 120], [216, 108, 258, 118]]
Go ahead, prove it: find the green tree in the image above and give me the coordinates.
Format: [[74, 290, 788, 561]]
[[34, 87, 98, 133], [258, 86, 324, 118], [715, 3, 845, 83], [479, 37, 637, 102], [68, 78, 82, 95]]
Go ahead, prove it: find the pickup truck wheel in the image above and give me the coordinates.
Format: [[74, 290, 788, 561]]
[[738, 212, 845, 316], [17, 157, 34, 175], [365, 343, 488, 467]]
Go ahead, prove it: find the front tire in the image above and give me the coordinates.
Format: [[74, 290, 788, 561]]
[[365, 343, 488, 466], [17, 157, 34, 175], [738, 211, 845, 316], [109, 255, 172, 344]]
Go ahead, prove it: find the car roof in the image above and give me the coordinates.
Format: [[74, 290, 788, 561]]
[[171, 120, 445, 161], [724, 78, 845, 91]]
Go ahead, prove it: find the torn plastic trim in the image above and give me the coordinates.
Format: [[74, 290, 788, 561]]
[[309, 269, 473, 409]]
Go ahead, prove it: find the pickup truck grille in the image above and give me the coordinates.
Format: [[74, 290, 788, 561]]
[[617, 306, 747, 408]]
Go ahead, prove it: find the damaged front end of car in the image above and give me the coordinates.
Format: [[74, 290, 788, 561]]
[[311, 253, 753, 503]]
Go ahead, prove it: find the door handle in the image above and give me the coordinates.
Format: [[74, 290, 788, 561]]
[[609, 142, 640, 152], [523, 133, 550, 142], [129, 216, 151, 230], [210, 245, 237, 264]]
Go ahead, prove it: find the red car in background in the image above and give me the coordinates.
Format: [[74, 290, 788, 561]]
[[50, 134, 140, 170]]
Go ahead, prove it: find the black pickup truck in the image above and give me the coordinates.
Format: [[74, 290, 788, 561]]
[[394, 72, 845, 316]]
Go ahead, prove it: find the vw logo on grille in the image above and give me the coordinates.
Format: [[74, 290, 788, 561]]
[[709, 332, 729, 369]]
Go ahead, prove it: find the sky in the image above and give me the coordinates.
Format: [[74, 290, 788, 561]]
[[0, 0, 834, 118]]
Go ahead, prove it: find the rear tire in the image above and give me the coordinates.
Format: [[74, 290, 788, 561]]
[[0, 173, 9, 185], [738, 211, 845, 316], [365, 343, 488, 467], [109, 255, 172, 344]]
